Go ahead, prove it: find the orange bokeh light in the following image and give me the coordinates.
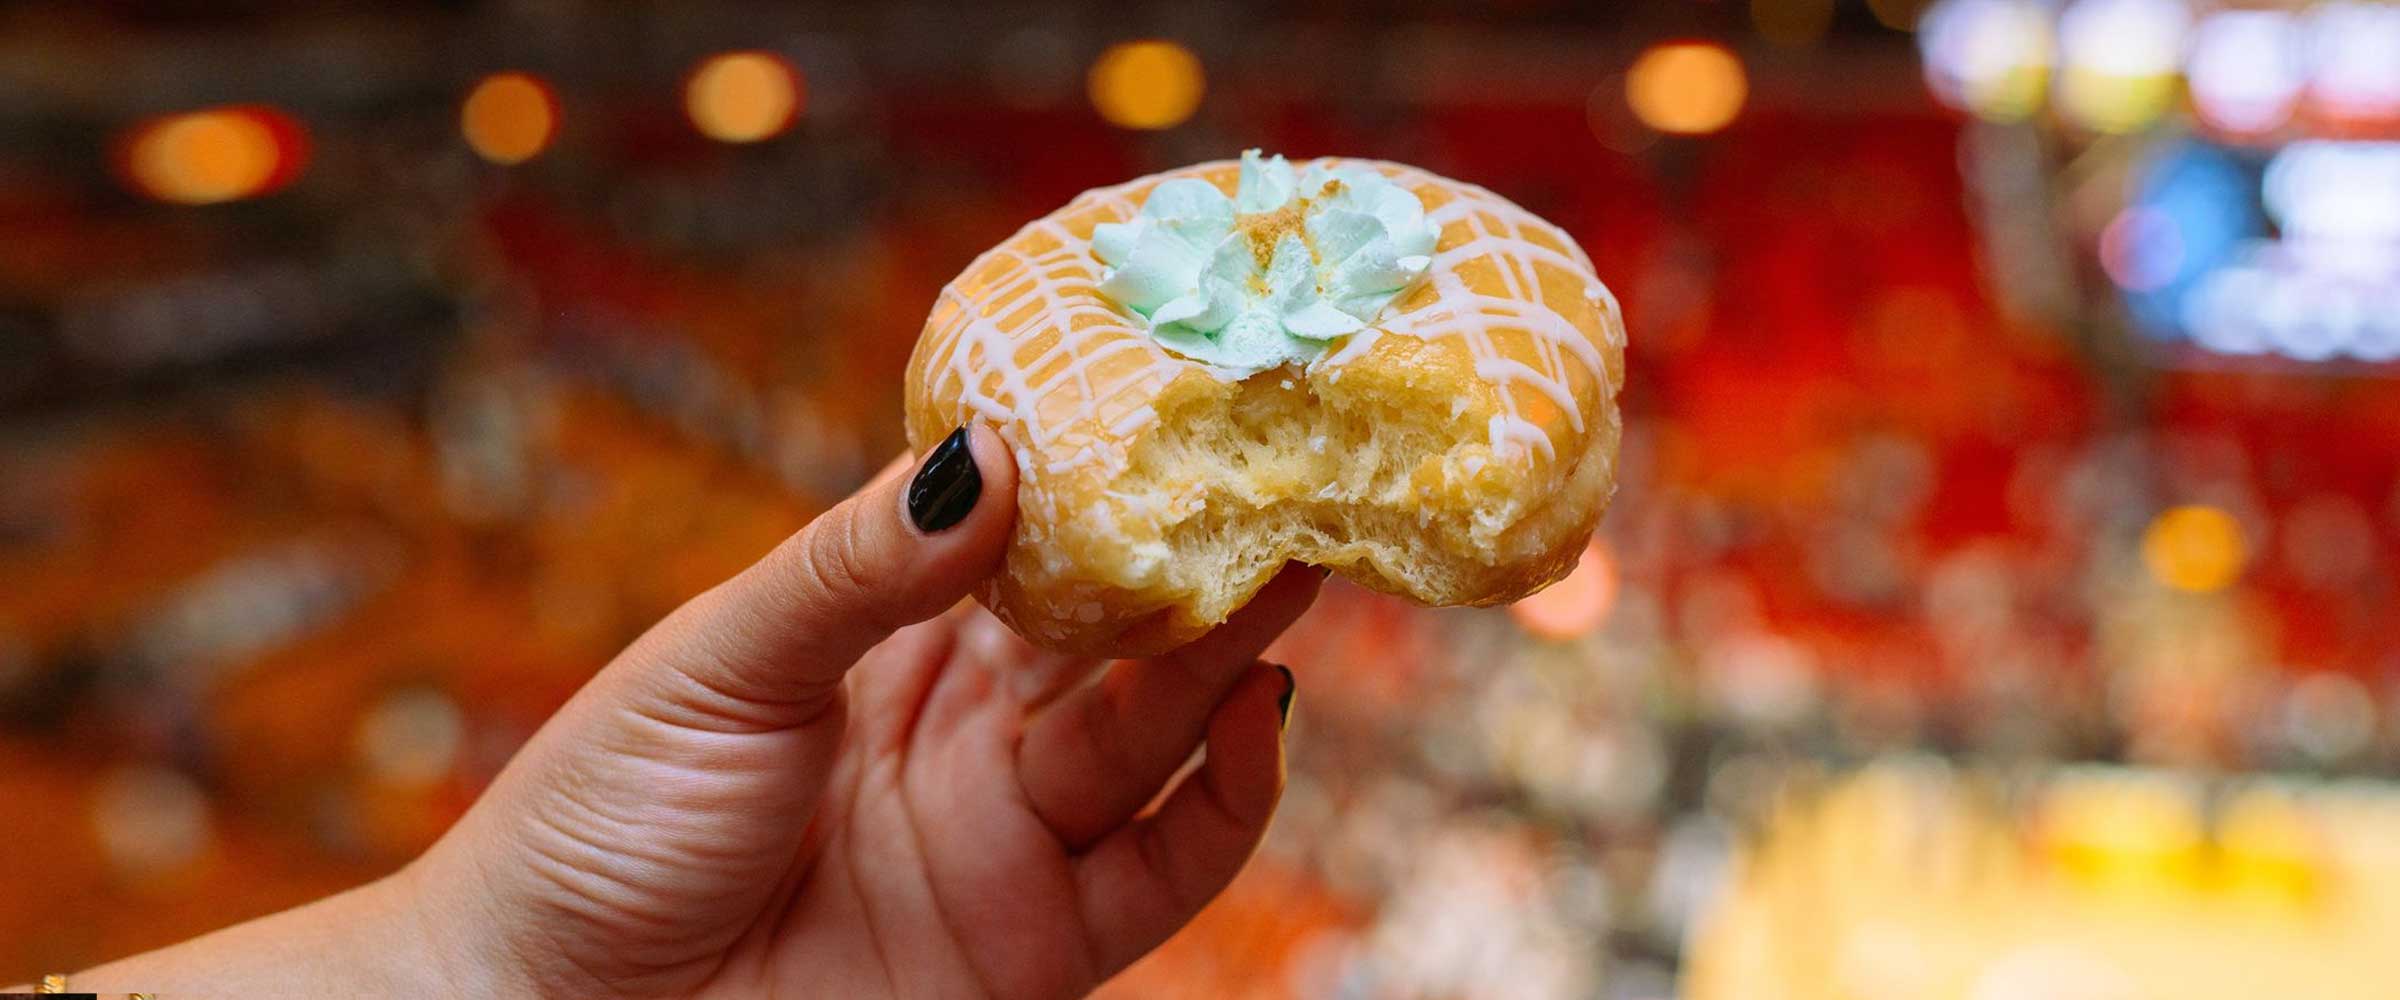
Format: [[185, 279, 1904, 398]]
[[119, 105, 308, 205], [2142, 505, 2248, 593], [461, 72, 560, 165], [1510, 538, 1620, 641], [685, 51, 805, 143], [1088, 40, 1206, 130], [1626, 41, 1749, 136]]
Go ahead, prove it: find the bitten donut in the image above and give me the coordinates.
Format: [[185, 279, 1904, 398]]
[[905, 151, 1625, 656]]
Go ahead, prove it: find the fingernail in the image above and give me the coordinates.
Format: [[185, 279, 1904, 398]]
[[1273, 664, 1295, 730], [907, 427, 981, 533]]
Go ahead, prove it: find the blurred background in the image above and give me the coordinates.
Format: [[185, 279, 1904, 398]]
[[4, 0, 2400, 996]]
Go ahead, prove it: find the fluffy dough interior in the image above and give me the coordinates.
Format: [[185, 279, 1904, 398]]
[[1115, 364, 1566, 634]]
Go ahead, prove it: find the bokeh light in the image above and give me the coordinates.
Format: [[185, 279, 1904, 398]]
[[461, 71, 560, 165], [2263, 140, 2400, 279], [1626, 41, 1747, 136], [1919, 0, 2053, 122], [120, 105, 306, 205], [1510, 538, 1619, 641], [2141, 505, 2248, 593], [2099, 207, 2185, 292], [1087, 40, 1205, 130], [2187, 10, 2304, 137], [2306, 1, 2400, 124], [685, 51, 805, 143], [2056, 0, 2190, 135]]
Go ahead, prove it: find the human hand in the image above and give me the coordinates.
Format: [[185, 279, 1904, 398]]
[[382, 425, 1315, 998]]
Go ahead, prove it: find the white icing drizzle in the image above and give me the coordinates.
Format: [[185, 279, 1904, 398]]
[[1356, 173, 1618, 464], [916, 158, 1619, 486]]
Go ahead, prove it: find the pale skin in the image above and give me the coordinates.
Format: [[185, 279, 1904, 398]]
[[20, 426, 1317, 998]]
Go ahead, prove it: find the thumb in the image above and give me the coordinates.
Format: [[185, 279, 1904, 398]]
[[636, 423, 1017, 721], [403, 426, 1018, 995]]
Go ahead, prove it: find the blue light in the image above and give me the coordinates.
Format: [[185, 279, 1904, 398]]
[[2115, 141, 2264, 339]]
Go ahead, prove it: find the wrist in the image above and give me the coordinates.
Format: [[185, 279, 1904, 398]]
[[56, 865, 474, 995], [383, 846, 550, 998]]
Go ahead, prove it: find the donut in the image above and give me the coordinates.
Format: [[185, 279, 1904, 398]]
[[905, 151, 1625, 656]]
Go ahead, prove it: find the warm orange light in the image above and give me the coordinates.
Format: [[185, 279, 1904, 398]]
[[1510, 538, 1619, 641], [1088, 40, 1205, 130], [1626, 42, 1748, 136], [2142, 505, 2248, 593], [685, 51, 804, 143], [462, 71, 559, 165], [122, 106, 306, 205]]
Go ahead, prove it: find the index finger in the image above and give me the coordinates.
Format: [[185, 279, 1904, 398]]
[[1013, 564, 1321, 849]]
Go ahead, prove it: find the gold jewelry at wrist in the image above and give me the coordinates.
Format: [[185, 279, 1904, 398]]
[[35, 973, 66, 993]]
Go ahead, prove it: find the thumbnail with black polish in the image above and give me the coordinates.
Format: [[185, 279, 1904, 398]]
[[908, 427, 980, 533]]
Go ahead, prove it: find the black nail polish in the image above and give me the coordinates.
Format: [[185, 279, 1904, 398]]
[[1273, 664, 1295, 730], [907, 427, 981, 533]]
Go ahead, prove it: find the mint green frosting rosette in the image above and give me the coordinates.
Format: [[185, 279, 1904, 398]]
[[1090, 150, 1440, 377]]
